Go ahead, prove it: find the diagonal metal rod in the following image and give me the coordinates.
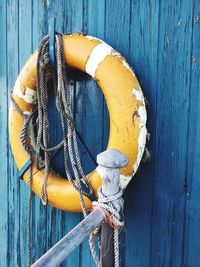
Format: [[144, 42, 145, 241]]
[[31, 209, 104, 267]]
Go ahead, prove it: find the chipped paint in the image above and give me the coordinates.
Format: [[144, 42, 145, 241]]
[[96, 165, 104, 179], [23, 111, 31, 116], [9, 102, 14, 110], [86, 36, 135, 77], [111, 50, 135, 75], [85, 43, 112, 78], [29, 120, 36, 150], [119, 174, 132, 190], [133, 106, 147, 174], [10, 101, 30, 116], [86, 37, 147, 187], [13, 80, 36, 104], [85, 35, 100, 41], [121, 59, 135, 74], [132, 88, 145, 103]]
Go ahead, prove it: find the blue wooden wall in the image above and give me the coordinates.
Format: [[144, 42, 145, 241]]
[[0, 0, 200, 266]]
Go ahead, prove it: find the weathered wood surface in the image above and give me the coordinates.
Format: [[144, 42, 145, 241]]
[[0, 0, 200, 266]]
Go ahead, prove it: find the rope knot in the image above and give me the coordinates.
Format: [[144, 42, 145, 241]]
[[92, 187, 124, 229]]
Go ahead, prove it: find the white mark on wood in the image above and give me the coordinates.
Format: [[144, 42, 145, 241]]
[[85, 43, 112, 78], [177, 19, 182, 26], [13, 81, 37, 104]]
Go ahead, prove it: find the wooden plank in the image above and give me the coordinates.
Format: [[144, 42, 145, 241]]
[[150, 1, 193, 266], [63, 2, 84, 267], [31, 0, 48, 265], [0, 0, 8, 266], [87, 0, 109, 153], [45, 2, 65, 267], [75, 1, 108, 266], [2, 1, 200, 266], [104, 1, 132, 266], [18, 1, 33, 265], [124, 1, 160, 266], [6, 0, 21, 266], [183, 2, 200, 266], [87, 0, 106, 162]]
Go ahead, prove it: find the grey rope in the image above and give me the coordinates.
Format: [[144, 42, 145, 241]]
[[27, 165, 33, 267], [35, 34, 100, 265], [10, 94, 34, 267], [54, 35, 100, 266], [92, 188, 125, 267], [11, 33, 123, 267], [21, 111, 34, 267]]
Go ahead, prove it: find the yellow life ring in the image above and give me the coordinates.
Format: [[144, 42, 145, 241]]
[[9, 34, 147, 212]]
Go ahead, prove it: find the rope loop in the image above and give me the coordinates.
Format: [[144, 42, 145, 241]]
[[92, 188, 124, 229]]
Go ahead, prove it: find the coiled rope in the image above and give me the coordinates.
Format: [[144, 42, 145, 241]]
[[11, 34, 124, 267]]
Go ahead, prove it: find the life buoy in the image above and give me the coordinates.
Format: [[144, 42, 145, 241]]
[[9, 34, 147, 212]]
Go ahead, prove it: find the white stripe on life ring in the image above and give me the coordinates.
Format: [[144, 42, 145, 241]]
[[85, 43, 112, 79]]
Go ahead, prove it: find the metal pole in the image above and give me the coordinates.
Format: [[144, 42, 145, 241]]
[[31, 149, 128, 267], [32, 209, 104, 267]]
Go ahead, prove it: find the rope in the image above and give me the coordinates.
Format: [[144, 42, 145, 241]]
[[20, 112, 35, 267], [10, 34, 96, 266], [27, 165, 33, 267], [92, 188, 125, 267], [11, 33, 123, 267]]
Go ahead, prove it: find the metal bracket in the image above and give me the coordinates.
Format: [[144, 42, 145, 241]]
[[49, 17, 56, 70]]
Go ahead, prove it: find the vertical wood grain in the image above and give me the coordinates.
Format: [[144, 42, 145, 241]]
[[46, 2, 65, 267], [150, 1, 194, 266], [1, 0, 200, 267], [31, 1, 48, 264], [105, 1, 133, 266], [18, 1, 33, 265], [125, 1, 160, 266], [64, 2, 84, 267], [7, 0, 21, 265], [0, 0, 8, 266], [183, 2, 200, 267]]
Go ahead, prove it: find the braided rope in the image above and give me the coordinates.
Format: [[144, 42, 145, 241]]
[[55, 35, 100, 265], [16, 110, 35, 267], [92, 188, 125, 267], [11, 34, 123, 267], [27, 165, 33, 267]]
